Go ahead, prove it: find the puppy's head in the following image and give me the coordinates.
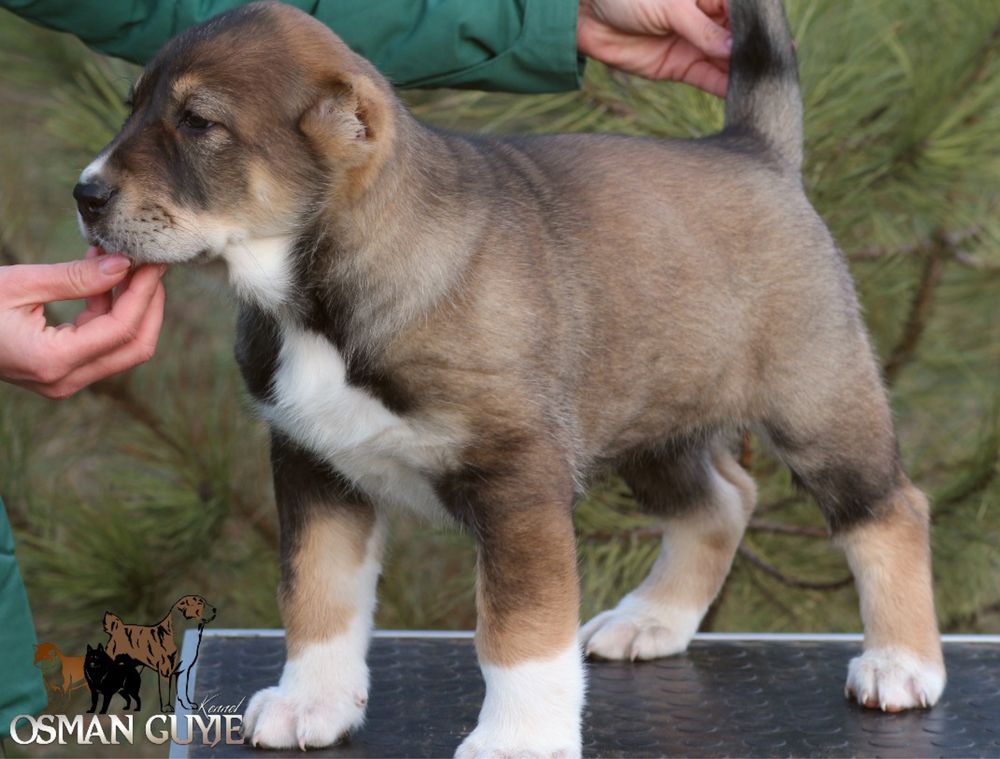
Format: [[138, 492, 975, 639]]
[[74, 1, 395, 267]]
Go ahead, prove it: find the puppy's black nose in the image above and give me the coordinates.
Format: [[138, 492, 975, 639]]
[[73, 180, 117, 225]]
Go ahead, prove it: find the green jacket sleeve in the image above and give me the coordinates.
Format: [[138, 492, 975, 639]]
[[0, 499, 48, 738], [0, 0, 584, 93]]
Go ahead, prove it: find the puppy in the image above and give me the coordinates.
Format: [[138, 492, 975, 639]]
[[74, 0, 944, 753]]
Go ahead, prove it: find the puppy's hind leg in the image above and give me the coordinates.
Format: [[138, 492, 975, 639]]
[[581, 439, 755, 660], [764, 334, 944, 711], [242, 434, 383, 750]]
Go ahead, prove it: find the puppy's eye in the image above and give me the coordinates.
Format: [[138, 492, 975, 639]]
[[179, 110, 214, 132]]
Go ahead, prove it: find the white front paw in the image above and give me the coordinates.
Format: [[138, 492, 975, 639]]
[[242, 683, 367, 750], [845, 647, 945, 712], [580, 594, 701, 661], [456, 644, 584, 759], [242, 637, 370, 750], [455, 724, 580, 759]]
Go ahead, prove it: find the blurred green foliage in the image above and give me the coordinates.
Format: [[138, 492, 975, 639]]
[[0, 0, 997, 677]]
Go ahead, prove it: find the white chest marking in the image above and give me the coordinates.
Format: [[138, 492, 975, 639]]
[[260, 328, 452, 519], [222, 235, 294, 311]]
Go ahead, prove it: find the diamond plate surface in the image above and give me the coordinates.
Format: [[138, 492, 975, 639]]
[[183, 636, 1000, 758]]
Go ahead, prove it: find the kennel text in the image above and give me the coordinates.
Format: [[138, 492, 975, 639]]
[[9, 711, 245, 747]]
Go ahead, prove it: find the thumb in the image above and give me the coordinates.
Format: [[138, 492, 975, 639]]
[[667, 3, 732, 59], [3, 255, 131, 306]]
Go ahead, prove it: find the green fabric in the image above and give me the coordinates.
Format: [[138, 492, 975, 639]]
[[0, 499, 47, 738], [0, 0, 585, 93]]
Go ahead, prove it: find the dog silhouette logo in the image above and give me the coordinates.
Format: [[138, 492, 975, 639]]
[[33, 642, 87, 703], [84, 644, 142, 714], [103, 595, 218, 713], [33, 594, 217, 715]]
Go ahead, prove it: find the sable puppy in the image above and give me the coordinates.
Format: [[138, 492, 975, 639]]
[[74, 0, 945, 754]]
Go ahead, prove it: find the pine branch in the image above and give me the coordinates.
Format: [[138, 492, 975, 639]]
[[739, 555, 798, 621], [90, 376, 280, 550], [861, 17, 1000, 198], [580, 526, 664, 543], [955, 18, 1000, 94], [88, 376, 280, 549], [945, 599, 1000, 630], [89, 376, 187, 458], [581, 77, 637, 120], [930, 426, 999, 521], [754, 494, 806, 516], [847, 225, 984, 262], [953, 250, 1000, 274], [747, 521, 828, 538], [935, 464, 997, 514], [582, 519, 830, 544], [883, 231, 948, 385], [737, 545, 853, 591]]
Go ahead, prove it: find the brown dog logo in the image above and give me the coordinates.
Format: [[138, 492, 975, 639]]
[[33, 642, 87, 702], [103, 594, 217, 712]]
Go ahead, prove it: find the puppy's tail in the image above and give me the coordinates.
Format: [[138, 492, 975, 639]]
[[723, 0, 802, 172]]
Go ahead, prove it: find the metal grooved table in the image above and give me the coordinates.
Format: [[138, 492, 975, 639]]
[[172, 631, 1000, 758]]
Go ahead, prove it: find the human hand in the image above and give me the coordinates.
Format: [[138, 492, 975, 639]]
[[0, 247, 166, 399], [578, 0, 731, 96]]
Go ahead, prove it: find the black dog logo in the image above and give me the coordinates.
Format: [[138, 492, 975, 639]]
[[83, 644, 142, 714]]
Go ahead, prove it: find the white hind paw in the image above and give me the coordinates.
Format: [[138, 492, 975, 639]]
[[845, 647, 945, 712], [580, 595, 702, 661]]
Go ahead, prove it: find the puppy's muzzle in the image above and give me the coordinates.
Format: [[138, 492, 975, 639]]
[[73, 180, 118, 226]]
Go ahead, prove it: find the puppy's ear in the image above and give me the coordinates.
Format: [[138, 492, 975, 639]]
[[97, 643, 104, 653], [300, 74, 391, 167], [87, 644, 94, 653]]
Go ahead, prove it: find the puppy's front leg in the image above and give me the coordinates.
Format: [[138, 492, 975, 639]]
[[448, 451, 584, 759], [243, 435, 383, 750]]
